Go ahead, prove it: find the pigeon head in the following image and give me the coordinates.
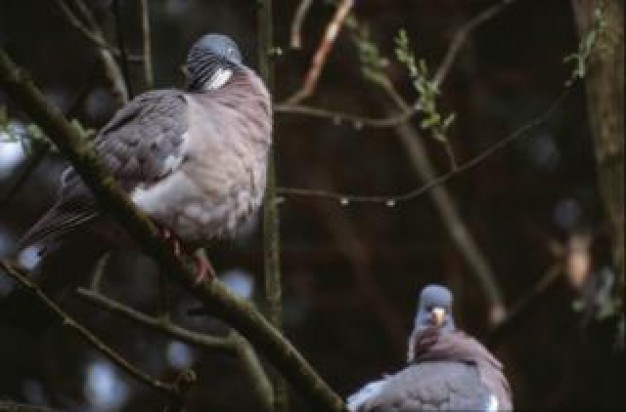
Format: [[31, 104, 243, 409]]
[[185, 34, 243, 92], [414, 284, 455, 332]]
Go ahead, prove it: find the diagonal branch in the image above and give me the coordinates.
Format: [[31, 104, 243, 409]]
[[0, 260, 180, 400], [290, 0, 314, 49], [286, 0, 354, 104], [77, 288, 274, 411], [53, 0, 128, 105], [0, 47, 347, 412]]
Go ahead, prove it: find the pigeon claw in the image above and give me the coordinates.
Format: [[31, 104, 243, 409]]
[[193, 253, 217, 285]]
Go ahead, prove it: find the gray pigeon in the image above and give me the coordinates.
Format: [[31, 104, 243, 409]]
[[0, 34, 271, 335], [19, 33, 272, 279], [347, 285, 512, 411]]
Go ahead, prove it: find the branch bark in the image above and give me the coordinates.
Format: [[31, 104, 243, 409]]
[[570, 0, 624, 316], [258, 0, 289, 410], [0, 48, 347, 412]]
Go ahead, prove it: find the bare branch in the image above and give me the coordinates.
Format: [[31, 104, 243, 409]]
[[77, 288, 235, 351], [112, 0, 133, 98], [0, 261, 180, 400], [0, 401, 65, 412], [278, 0, 513, 127], [290, 0, 314, 49], [53, 0, 128, 105], [139, 0, 154, 89], [0, 141, 50, 210], [286, 0, 354, 104], [258, 0, 289, 409], [76, 287, 274, 410], [433, 1, 513, 87], [275, 102, 417, 128], [276, 88, 572, 205]]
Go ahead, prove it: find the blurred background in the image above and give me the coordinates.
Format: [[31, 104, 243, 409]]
[[0, 0, 623, 411]]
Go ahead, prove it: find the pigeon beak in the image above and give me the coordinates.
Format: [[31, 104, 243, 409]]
[[430, 306, 445, 327]]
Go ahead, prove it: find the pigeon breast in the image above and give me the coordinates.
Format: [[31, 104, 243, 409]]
[[131, 69, 272, 244]]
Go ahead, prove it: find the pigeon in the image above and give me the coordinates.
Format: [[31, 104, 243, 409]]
[[347, 284, 513, 411], [19, 33, 272, 279], [0, 34, 271, 335]]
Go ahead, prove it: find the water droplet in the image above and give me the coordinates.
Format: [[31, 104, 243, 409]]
[[333, 116, 342, 126], [385, 199, 396, 207], [339, 198, 350, 206], [353, 121, 363, 130]]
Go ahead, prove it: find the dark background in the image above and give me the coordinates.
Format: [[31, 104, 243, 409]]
[[0, 0, 623, 411]]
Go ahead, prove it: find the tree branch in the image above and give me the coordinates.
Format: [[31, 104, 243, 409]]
[[0, 46, 346, 412], [275, 89, 572, 206], [139, 0, 154, 90], [277, 0, 513, 128], [53, 0, 128, 105], [285, 0, 354, 105], [258, 0, 289, 409], [0, 261, 180, 400], [290, 0, 314, 49], [76, 288, 274, 410]]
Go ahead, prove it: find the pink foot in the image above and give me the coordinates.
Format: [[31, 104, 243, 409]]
[[194, 253, 217, 285]]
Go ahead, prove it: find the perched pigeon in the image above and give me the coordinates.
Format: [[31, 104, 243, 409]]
[[347, 285, 512, 411], [19, 33, 272, 278], [0, 34, 271, 334]]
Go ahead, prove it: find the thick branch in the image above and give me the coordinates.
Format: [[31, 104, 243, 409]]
[[0, 48, 347, 412], [570, 0, 624, 315]]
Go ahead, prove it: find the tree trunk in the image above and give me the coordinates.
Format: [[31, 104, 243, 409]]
[[570, 0, 624, 310]]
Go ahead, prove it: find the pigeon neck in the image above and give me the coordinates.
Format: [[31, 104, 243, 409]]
[[185, 56, 240, 92]]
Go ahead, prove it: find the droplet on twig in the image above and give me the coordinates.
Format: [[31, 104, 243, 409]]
[[353, 121, 363, 130], [385, 199, 396, 208], [339, 198, 350, 207], [333, 116, 342, 126]]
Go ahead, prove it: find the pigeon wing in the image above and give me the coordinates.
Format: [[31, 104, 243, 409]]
[[19, 90, 189, 247]]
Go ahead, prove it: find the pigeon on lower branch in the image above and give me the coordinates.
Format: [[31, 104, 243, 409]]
[[347, 284, 513, 411]]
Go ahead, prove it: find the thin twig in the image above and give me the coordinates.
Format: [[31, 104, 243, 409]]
[[433, 1, 514, 87], [0, 260, 180, 400], [53, 0, 113, 52], [77, 288, 236, 351], [112, 0, 133, 98], [279, 1, 512, 126], [53, 0, 128, 105], [77, 287, 274, 410], [489, 263, 563, 345], [290, 0, 314, 49], [275, 102, 417, 128], [276, 88, 572, 205], [0, 401, 65, 412], [286, 0, 354, 104], [139, 0, 154, 89]]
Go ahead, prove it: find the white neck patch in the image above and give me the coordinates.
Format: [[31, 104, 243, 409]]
[[205, 67, 233, 90]]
